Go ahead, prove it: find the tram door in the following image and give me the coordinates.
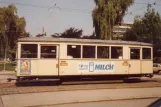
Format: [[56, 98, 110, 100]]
[[38, 45, 59, 76], [128, 48, 141, 74]]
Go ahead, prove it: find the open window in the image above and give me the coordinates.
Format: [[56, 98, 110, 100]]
[[41, 46, 57, 58], [97, 46, 109, 59], [21, 44, 38, 58], [130, 48, 140, 59], [111, 47, 123, 59], [143, 48, 151, 59], [83, 45, 95, 58], [67, 45, 81, 58]]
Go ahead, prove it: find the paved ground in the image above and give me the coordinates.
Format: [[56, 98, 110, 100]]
[[0, 71, 16, 84], [1, 87, 161, 107], [1, 79, 161, 95], [0, 71, 161, 107], [0, 71, 161, 96], [46, 98, 158, 107]]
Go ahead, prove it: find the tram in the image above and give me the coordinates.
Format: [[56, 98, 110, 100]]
[[15, 37, 153, 81]]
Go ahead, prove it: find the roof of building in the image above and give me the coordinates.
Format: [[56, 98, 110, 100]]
[[121, 22, 133, 25], [18, 37, 152, 46], [113, 26, 132, 29]]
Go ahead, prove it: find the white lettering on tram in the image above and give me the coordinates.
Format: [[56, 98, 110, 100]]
[[95, 64, 114, 71], [78, 62, 114, 72]]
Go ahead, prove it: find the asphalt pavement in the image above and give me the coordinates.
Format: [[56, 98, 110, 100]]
[[46, 98, 158, 107], [0, 87, 161, 107], [0, 71, 16, 84], [0, 71, 161, 107]]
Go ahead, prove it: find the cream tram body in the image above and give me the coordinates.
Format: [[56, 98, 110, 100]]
[[16, 37, 153, 81]]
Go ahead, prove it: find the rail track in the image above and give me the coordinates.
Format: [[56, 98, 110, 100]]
[[0, 77, 161, 96]]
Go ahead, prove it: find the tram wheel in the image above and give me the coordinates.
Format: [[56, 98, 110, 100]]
[[56, 79, 63, 85]]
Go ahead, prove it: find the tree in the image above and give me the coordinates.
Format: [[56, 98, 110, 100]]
[[82, 32, 96, 39], [0, 5, 28, 60], [36, 32, 46, 37], [51, 33, 61, 38], [92, 0, 134, 40], [61, 27, 83, 38], [123, 6, 161, 61], [51, 27, 83, 38], [51, 28, 97, 39]]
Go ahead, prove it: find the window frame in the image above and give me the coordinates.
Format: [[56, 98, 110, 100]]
[[67, 45, 81, 59], [142, 47, 152, 60], [20, 44, 38, 59], [97, 46, 110, 59], [82, 45, 96, 59], [130, 48, 141, 60], [111, 46, 123, 60], [40, 45, 58, 59]]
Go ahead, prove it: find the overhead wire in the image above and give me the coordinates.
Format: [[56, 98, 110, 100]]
[[134, 2, 161, 6], [0, 0, 160, 33], [125, 6, 147, 15], [125, 2, 158, 16], [0, 0, 160, 16], [0, 1, 92, 13]]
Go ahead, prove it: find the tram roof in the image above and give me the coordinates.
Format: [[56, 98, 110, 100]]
[[18, 37, 152, 46]]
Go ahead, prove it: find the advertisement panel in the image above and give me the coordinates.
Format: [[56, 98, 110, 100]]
[[20, 59, 31, 74], [78, 62, 114, 72]]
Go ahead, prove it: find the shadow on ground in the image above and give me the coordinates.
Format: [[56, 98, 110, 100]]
[[15, 78, 158, 87]]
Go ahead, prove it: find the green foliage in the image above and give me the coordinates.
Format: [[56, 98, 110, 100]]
[[51, 33, 61, 38], [51, 27, 97, 39], [51, 27, 83, 38], [0, 5, 28, 60], [0, 64, 15, 71], [82, 32, 96, 39], [97, 47, 109, 58], [93, 0, 134, 40], [82, 35, 96, 39], [61, 27, 83, 38], [124, 7, 161, 59], [36, 33, 46, 37]]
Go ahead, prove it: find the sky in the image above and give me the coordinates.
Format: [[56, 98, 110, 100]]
[[0, 0, 161, 36]]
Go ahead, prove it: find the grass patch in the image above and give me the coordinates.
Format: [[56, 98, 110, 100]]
[[0, 63, 15, 71]]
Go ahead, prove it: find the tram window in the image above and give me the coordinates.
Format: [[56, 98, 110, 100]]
[[97, 46, 109, 58], [130, 49, 140, 59], [67, 45, 81, 58], [143, 48, 151, 59], [21, 44, 37, 58], [83, 45, 95, 58], [111, 47, 123, 59], [41, 46, 56, 58]]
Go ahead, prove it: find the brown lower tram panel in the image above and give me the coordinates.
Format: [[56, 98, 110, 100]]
[[16, 74, 153, 82]]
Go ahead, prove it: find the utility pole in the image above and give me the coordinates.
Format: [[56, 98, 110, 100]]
[[42, 27, 44, 34], [3, 26, 7, 71], [3, 48, 6, 71], [108, 4, 112, 40]]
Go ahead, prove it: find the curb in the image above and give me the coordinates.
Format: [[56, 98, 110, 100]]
[[0, 71, 15, 75], [0, 81, 16, 85], [0, 97, 4, 107], [36, 97, 160, 107]]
